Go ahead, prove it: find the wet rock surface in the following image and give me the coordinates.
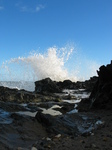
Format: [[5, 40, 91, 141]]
[[35, 111, 103, 136], [35, 76, 97, 94], [0, 113, 48, 150], [0, 61, 112, 149], [0, 75, 97, 103], [0, 88, 104, 150], [0, 87, 95, 149], [0, 104, 107, 150]]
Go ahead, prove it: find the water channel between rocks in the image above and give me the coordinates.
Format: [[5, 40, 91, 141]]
[[16, 89, 90, 117], [0, 89, 90, 122], [0, 89, 104, 136]]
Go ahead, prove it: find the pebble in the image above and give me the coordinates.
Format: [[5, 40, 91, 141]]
[[91, 132, 94, 136], [80, 140, 85, 143], [46, 137, 52, 141], [17, 147, 29, 150], [55, 134, 61, 138], [103, 137, 108, 141], [31, 147, 37, 150], [91, 144, 97, 148]]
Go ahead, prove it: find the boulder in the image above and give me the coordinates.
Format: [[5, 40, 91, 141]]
[[57, 79, 75, 89], [78, 98, 92, 112], [35, 111, 53, 126], [35, 111, 102, 136], [35, 78, 62, 93], [0, 86, 40, 103], [34, 77, 97, 94]]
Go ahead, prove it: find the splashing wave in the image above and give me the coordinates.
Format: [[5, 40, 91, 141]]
[[1, 45, 100, 83]]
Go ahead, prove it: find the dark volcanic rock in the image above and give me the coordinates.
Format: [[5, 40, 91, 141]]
[[57, 77, 97, 91], [90, 60, 112, 109], [35, 77, 97, 94], [83, 76, 98, 92], [35, 111, 101, 136], [57, 79, 75, 89], [78, 61, 112, 111], [35, 111, 54, 126], [78, 98, 92, 112], [0, 86, 41, 103], [35, 78, 62, 93]]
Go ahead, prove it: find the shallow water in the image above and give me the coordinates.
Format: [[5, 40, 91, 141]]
[[57, 89, 91, 100], [16, 105, 62, 117], [62, 99, 81, 103], [0, 89, 90, 123], [41, 105, 62, 116], [16, 111, 37, 117], [0, 81, 35, 91], [0, 109, 13, 124]]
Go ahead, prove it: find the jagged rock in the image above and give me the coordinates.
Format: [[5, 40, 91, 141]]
[[90, 60, 112, 109], [34, 77, 97, 94], [57, 79, 74, 89], [0, 86, 40, 103], [35, 111, 54, 126], [0, 76, 97, 104], [78, 98, 92, 112], [35, 78, 62, 93], [78, 61, 112, 110], [35, 111, 100, 136]]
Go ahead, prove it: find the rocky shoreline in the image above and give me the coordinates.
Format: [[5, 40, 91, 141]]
[[0, 61, 112, 150]]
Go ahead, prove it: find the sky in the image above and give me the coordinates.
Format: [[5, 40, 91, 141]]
[[0, 0, 112, 81]]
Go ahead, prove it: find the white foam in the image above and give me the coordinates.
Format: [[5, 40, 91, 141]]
[[0, 45, 100, 91], [1, 46, 77, 82], [41, 105, 62, 116], [0, 81, 35, 91]]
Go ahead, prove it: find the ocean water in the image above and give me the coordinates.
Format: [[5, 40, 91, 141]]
[[0, 45, 100, 91], [0, 81, 35, 91]]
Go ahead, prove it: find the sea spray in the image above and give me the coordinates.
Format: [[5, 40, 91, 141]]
[[0, 81, 35, 91], [0, 45, 100, 91], [1, 46, 77, 82]]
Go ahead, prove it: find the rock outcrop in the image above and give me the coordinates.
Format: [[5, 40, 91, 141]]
[[90, 61, 112, 109], [35, 77, 97, 94], [35, 111, 102, 136], [78, 61, 112, 111], [0, 86, 40, 103], [35, 78, 62, 93]]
